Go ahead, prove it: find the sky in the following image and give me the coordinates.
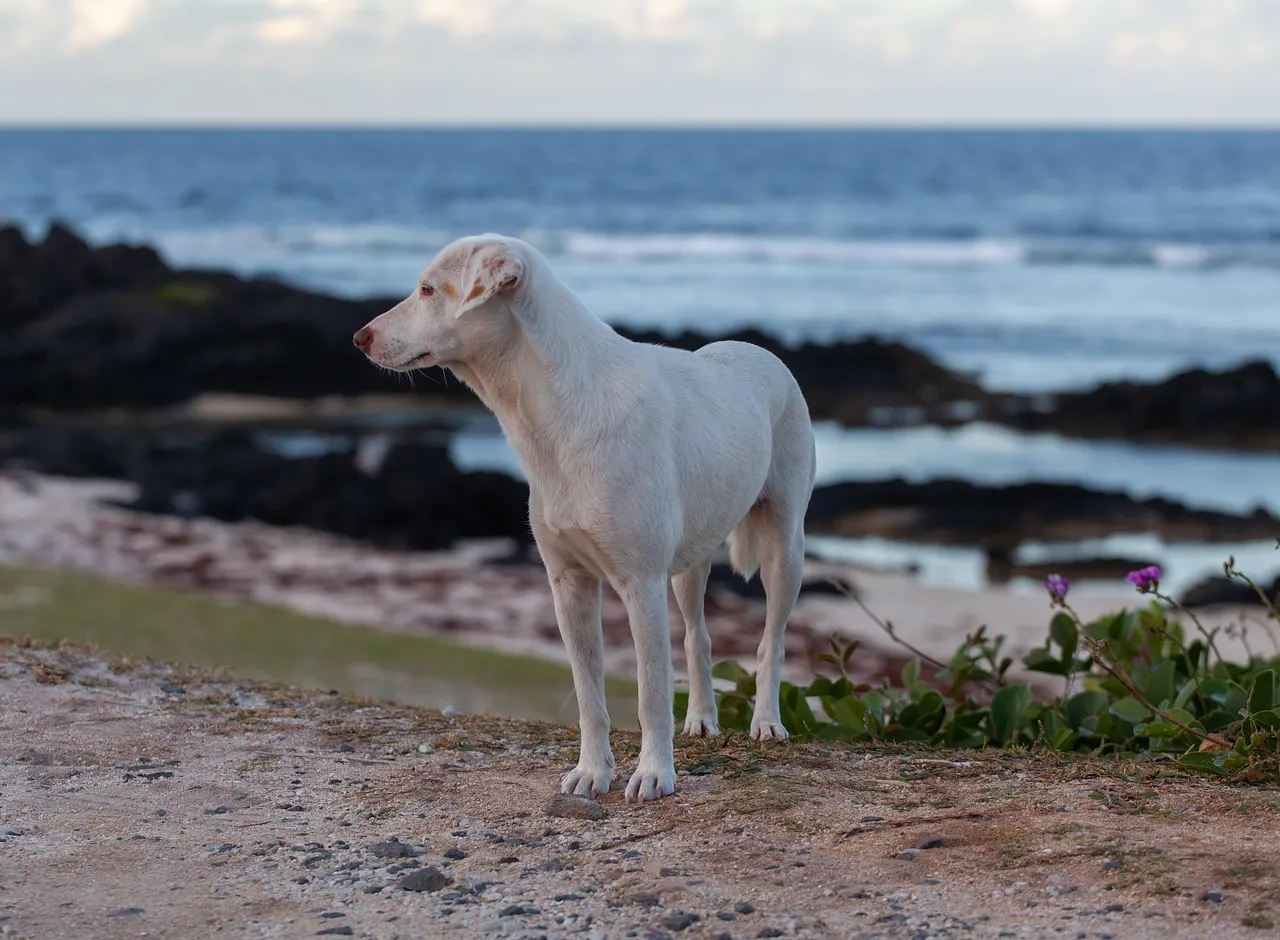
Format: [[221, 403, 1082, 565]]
[[1, 0, 1278, 125]]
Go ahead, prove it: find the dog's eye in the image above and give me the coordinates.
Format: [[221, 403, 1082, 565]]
[[420, 283, 435, 298]]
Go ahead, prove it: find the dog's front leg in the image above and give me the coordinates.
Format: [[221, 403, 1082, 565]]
[[616, 576, 677, 802], [550, 567, 615, 798]]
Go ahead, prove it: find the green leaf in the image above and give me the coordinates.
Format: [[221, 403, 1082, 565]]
[[901, 659, 920, 690], [822, 696, 870, 735], [673, 690, 689, 721], [1144, 660, 1177, 707], [1177, 752, 1229, 776], [1066, 690, 1109, 730], [990, 684, 1032, 744], [1109, 697, 1152, 724], [1249, 708, 1280, 730], [806, 676, 835, 697], [1050, 613, 1078, 659], [712, 660, 751, 683], [1247, 669, 1276, 714], [1023, 647, 1069, 675]]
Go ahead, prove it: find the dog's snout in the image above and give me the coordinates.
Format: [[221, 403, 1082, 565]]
[[352, 326, 373, 351]]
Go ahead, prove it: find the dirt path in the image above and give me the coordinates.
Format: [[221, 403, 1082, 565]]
[[3, 640, 1278, 940]]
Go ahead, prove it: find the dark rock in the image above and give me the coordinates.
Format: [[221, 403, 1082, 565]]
[[717, 911, 736, 921], [547, 793, 606, 821], [361, 885, 383, 894], [630, 893, 662, 908], [205, 806, 232, 815], [664, 911, 698, 931], [706, 563, 854, 601], [555, 893, 584, 901], [1102, 858, 1124, 872], [756, 930, 784, 939], [1180, 575, 1280, 609], [860, 816, 884, 823], [443, 848, 467, 860], [397, 867, 450, 892], [1011, 360, 1280, 450], [113, 908, 145, 917], [734, 902, 756, 914], [918, 835, 945, 850], [1202, 890, 1223, 904], [368, 840, 419, 859], [499, 904, 535, 916], [807, 477, 1280, 545], [316, 928, 353, 937], [1104, 903, 1124, 913]]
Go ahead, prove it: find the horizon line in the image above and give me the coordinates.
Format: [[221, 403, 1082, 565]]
[[3, 120, 1280, 133]]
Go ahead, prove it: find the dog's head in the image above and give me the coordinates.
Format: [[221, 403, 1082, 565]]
[[353, 234, 526, 372]]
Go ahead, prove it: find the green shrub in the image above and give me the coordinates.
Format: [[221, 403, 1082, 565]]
[[677, 547, 1280, 782]]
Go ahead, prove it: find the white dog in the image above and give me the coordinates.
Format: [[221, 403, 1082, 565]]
[[355, 235, 815, 802]]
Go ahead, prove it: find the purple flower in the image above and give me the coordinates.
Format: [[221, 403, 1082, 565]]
[[1125, 565, 1162, 593], [1044, 573, 1070, 605]]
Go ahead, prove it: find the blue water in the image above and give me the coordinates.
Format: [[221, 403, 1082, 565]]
[[3, 128, 1280, 391]]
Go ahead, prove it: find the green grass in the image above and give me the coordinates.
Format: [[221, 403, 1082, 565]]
[[0, 564, 638, 728]]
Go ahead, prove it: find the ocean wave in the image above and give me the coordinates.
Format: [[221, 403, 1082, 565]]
[[549, 232, 1277, 270], [150, 224, 1280, 271]]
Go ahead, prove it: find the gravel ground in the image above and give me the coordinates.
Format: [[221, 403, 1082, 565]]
[[2, 639, 1278, 940]]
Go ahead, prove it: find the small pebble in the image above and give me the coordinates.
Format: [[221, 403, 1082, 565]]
[[1102, 858, 1124, 872], [398, 867, 451, 892], [1202, 890, 1223, 904], [734, 902, 756, 914], [918, 835, 944, 850], [664, 911, 698, 931], [547, 794, 606, 821], [443, 848, 467, 860]]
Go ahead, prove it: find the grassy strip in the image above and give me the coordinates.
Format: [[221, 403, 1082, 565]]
[[0, 563, 638, 728]]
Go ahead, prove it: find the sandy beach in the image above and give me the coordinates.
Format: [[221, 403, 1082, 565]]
[[2, 473, 1258, 700]]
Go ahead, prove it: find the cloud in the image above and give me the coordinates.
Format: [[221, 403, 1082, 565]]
[[253, 0, 359, 44], [0, 0, 1277, 123], [66, 0, 149, 50]]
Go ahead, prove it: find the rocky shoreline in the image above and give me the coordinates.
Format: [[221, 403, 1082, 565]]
[[4, 423, 1278, 561], [3, 223, 1279, 610], [3, 222, 1279, 448]]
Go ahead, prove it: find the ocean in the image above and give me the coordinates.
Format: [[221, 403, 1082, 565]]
[[3, 128, 1279, 593]]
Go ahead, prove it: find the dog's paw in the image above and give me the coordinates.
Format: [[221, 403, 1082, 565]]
[[682, 714, 720, 738], [624, 761, 677, 803], [750, 718, 790, 742], [561, 761, 614, 799]]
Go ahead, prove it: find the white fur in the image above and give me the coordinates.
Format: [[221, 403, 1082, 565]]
[[356, 234, 816, 802]]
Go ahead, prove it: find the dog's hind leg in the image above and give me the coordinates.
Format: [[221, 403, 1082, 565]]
[[750, 508, 804, 741], [673, 559, 718, 737], [549, 565, 616, 798]]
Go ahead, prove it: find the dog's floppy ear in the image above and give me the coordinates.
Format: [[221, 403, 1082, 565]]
[[454, 241, 524, 318]]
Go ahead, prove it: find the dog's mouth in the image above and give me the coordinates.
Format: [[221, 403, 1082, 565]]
[[372, 350, 437, 372]]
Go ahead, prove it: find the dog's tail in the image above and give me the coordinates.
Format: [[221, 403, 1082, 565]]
[[728, 516, 761, 581]]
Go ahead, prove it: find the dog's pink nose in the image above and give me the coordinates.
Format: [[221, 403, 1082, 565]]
[[353, 326, 373, 350]]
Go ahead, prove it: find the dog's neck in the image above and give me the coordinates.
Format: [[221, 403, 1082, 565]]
[[449, 260, 627, 467]]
